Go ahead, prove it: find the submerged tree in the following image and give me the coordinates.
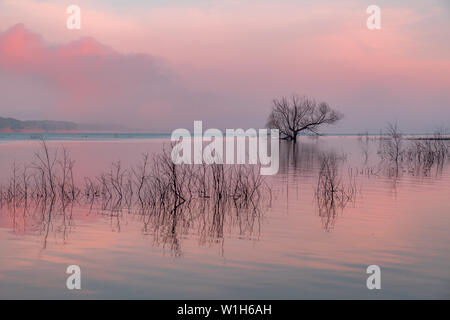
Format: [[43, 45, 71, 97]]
[[383, 122, 403, 164], [266, 94, 343, 142]]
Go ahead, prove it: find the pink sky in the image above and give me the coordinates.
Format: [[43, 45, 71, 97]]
[[0, 0, 449, 132]]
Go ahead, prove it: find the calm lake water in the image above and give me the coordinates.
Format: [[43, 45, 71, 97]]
[[0, 134, 449, 299]]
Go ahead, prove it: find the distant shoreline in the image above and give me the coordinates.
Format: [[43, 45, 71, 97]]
[[0, 132, 448, 142]]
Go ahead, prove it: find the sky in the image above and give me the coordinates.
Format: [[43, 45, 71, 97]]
[[0, 0, 449, 133]]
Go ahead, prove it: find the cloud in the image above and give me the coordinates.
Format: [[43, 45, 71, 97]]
[[0, 24, 236, 131]]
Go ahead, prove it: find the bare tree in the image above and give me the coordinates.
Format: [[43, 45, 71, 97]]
[[315, 152, 356, 231], [381, 122, 403, 164], [266, 94, 343, 142], [33, 139, 57, 198]]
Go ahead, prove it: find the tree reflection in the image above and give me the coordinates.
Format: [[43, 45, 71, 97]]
[[0, 144, 269, 256]]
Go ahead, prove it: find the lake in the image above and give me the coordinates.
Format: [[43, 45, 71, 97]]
[[0, 134, 449, 299]]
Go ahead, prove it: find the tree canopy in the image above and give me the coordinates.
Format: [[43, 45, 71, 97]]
[[266, 95, 343, 142]]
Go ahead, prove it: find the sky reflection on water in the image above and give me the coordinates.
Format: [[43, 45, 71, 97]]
[[0, 136, 449, 299]]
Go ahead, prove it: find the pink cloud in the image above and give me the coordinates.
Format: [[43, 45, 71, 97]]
[[0, 24, 212, 130], [0, 23, 46, 71]]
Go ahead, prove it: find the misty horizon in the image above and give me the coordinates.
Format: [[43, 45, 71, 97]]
[[1, 114, 448, 135]]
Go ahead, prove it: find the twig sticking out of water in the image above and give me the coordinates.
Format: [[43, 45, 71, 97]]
[[315, 152, 357, 231]]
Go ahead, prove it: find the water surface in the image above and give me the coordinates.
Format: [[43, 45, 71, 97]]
[[0, 135, 449, 299]]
